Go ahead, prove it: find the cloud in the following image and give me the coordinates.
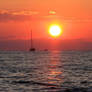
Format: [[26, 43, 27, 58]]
[[49, 11, 56, 15], [0, 10, 58, 22], [0, 10, 39, 15], [0, 10, 39, 22], [11, 11, 38, 16], [0, 10, 92, 23]]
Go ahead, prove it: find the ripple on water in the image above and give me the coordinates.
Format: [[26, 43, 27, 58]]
[[0, 51, 92, 92]]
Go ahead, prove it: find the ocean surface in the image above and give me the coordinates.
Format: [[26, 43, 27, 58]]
[[0, 51, 92, 92]]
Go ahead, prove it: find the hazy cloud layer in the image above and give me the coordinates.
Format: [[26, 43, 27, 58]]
[[0, 10, 39, 22], [0, 10, 92, 23]]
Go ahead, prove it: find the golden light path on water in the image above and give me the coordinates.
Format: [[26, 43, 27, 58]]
[[45, 51, 63, 86]]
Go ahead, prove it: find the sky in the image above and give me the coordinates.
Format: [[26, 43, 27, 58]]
[[0, 0, 92, 50]]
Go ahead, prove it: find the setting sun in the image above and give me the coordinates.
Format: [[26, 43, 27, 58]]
[[49, 25, 62, 37]]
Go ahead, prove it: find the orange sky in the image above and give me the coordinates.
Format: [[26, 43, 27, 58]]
[[0, 0, 92, 50]]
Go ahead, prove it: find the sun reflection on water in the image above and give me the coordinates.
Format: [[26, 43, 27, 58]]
[[46, 51, 63, 86]]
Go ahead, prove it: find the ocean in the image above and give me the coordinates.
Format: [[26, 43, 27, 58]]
[[0, 51, 92, 92]]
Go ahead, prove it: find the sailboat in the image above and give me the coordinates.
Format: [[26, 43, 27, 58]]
[[29, 30, 36, 51]]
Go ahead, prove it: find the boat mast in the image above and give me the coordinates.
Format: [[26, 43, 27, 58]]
[[29, 29, 35, 51], [31, 30, 33, 49]]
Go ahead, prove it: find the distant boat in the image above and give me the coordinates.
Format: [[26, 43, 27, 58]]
[[29, 30, 36, 51], [29, 48, 36, 51], [44, 49, 48, 51]]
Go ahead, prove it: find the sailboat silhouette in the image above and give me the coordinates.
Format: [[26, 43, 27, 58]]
[[29, 30, 36, 51]]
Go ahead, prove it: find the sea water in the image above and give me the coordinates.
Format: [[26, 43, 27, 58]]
[[0, 51, 92, 92]]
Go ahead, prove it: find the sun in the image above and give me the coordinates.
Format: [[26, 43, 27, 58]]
[[49, 25, 62, 37]]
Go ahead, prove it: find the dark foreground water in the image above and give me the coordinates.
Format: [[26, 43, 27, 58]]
[[0, 51, 92, 92]]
